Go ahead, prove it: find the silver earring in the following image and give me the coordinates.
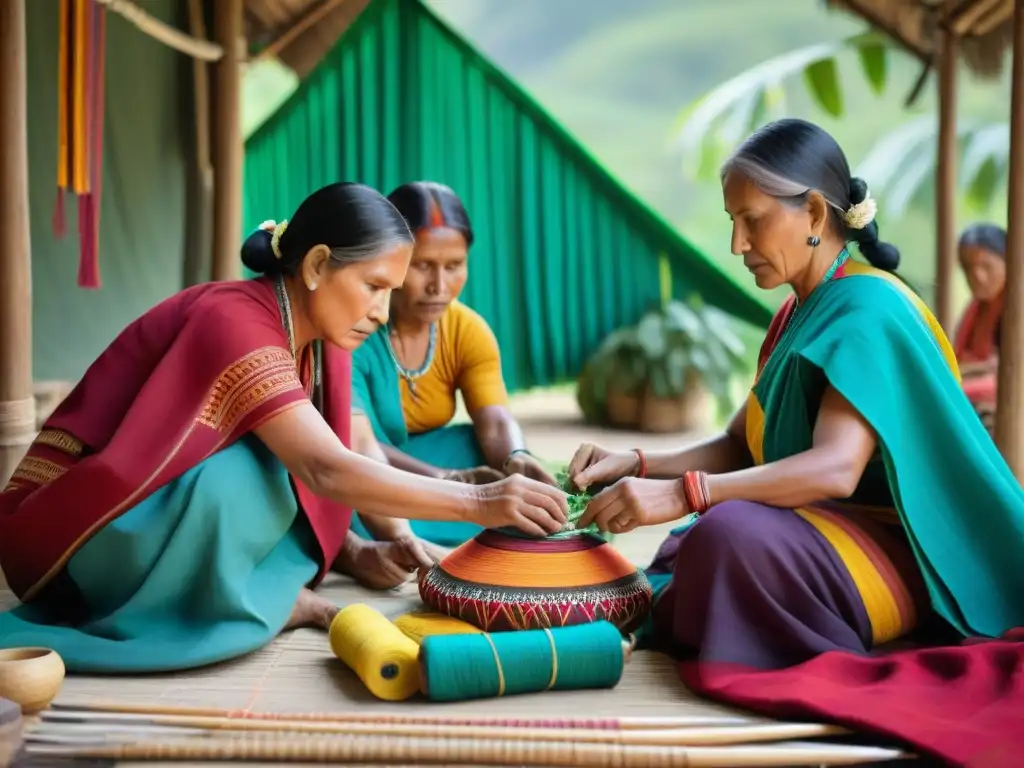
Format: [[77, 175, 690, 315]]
[[807, 235, 820, 247], [307, 281, 318, 291]]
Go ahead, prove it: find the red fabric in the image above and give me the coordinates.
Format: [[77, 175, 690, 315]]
[[0, 278, 352, 600], [756, 296, 796, 374], [954, 296, 1002, 364], [680, 630, 1024, 767]]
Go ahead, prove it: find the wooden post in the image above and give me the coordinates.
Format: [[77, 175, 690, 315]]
[[0, 0, 35, 485], [996, 0, 1024, 478], [211, 0, 243, 282], [935, 27, 958, 333]]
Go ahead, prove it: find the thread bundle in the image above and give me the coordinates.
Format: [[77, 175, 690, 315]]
[[328, 604, 420, 702], [328, 604, 628, 703], [420, 621, 626, 702]]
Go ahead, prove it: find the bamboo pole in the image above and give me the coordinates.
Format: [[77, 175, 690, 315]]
[[24, 731, 910, 767], [935, 26, 958, 333], [996, 0, 1024, 477], [37, 710, 847, 746], [0, 0, 35, 486], [51, 701, 754, 729], [211, 0, 244, 282]]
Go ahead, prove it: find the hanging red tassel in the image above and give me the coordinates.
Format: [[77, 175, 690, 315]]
[[77, 0, 105, 289]]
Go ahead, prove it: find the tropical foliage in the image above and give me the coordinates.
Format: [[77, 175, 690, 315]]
[[855, 116, 1008, 217], [673, 28, 1010, 217], [674, 31, 890, 179]]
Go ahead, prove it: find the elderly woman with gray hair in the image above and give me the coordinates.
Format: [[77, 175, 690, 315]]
[[568, 119, 1024, 715]]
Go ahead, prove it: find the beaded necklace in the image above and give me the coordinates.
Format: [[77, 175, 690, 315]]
[[385, 322, 437, 399], [273, 274, 321, 397], [777, 247, 851, 341], [794, 246, 850, 310]]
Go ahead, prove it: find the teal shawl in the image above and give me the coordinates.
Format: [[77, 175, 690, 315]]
[[754, 266, 1024, 638], [352, 329, 409, 449]]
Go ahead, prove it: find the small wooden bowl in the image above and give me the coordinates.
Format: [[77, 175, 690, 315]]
[[0, 648, 65, 714]]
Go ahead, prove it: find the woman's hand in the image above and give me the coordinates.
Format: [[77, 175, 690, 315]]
[[577, 478, 688, 534], [444, 465, 506, 485], [504, 452, 559, 486], [472, 474, 569, 537], [339, 536, 437, 590], [568, 443, 641, 491]]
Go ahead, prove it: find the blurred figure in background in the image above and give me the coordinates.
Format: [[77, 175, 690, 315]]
[[953, 222, 1006, 435]]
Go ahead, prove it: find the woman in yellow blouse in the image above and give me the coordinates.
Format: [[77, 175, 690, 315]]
[[350, 181, 557, 546]]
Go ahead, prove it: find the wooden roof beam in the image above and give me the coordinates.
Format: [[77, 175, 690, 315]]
[[254, 0, 348, 62]]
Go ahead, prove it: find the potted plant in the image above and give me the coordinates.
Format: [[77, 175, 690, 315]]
[[576, 295, 749, 433]]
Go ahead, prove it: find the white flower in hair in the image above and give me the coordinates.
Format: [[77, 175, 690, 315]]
[[257, 219, 289, 259], [843, 194, 877, 231]]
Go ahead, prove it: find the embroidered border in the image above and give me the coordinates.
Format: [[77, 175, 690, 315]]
[[198, 346, 303, 434], [8, 456, 70, 489], [35, 428, 85, 457]]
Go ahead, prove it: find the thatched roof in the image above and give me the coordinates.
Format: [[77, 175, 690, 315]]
[[244, 0, 373, 77], [827, 0, 1014, 79]]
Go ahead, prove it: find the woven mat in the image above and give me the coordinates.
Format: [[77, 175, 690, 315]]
[[1, 532, 914, 766]]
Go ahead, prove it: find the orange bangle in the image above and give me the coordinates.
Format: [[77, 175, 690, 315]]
[[682, 471, 711, 515], [633, 448, 647, 479]]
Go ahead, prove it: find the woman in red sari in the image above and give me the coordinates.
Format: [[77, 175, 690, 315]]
[[0, 182, 568, 673], [953, 223, 1006, 434]]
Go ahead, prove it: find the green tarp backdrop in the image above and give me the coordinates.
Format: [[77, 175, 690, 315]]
[[245, 0, 771, 392]]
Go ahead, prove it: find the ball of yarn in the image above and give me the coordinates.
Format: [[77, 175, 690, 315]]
[[328, 604, 420, 701], [419, 621, 627, 702]]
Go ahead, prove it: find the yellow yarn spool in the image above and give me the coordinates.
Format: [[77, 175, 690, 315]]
[[393, 610, 482, 644], [328, 604, 420, 701]]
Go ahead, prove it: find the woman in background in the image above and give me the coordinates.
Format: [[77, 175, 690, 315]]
[[351, 181, 557, 548], [0, 182, 567, 673], [953, 223, 1006, 434]]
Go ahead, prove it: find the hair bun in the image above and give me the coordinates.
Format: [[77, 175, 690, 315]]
[[849, 177, 869, 206], [240, 228, 280, 275]]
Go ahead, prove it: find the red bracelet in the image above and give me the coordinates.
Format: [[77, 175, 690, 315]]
[[682, 471, 711, 515], [632, 448, 647, 479]]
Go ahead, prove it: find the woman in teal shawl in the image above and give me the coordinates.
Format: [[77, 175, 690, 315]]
[[568, 118, 1024, 666], [561, 120, 1024, 763], [349, 182, 557, 549]]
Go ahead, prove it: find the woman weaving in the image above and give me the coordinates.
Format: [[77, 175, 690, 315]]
[[350, 181, 556, 548], [568, 120, 1024, 764], [0, 182, 568, 674], [952, 223, 1006, 434]]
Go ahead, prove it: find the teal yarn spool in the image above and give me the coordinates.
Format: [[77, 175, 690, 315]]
[[419, 620, 628, 702]]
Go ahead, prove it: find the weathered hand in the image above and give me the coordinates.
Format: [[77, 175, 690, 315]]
[[504, 452, 559, 487], [347, 538, 435, 590], [473, 474, 569, 537], [568, 442, 641, 491], [444, 465, 506, 485], [577, 477, 688, 534]]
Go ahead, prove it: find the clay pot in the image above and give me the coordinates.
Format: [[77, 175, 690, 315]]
[[638, 378, 714, 434], [605, 386, 641, 429], [0, 648, 65, 714]]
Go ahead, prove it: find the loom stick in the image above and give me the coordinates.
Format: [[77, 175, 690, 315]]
[[23, 732, 912, 767], [36, 710, 850, 747], [50, 700, 758, 729]]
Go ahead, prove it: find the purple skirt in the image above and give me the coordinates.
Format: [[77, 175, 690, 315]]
[[647, 500, 929, 671]]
